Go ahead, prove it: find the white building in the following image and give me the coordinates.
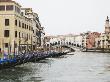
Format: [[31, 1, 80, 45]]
[[95, 33, 110, 49], [47, 34, 75, 46], [21, 8, 45, 49], [95, 16, 110, 49], [40, 27, 45, 48], [74, 35, 83, 47]]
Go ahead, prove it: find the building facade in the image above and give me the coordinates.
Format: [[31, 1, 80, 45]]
[[105, 16, 110, 34], [45, 34, 75, 47], [74, 35, 83, 47], [81, 31, 100, 49], [21, 8, 45, 49], [95, 16, 110, 49], [95, 33, 110, 49], [86, 32, 100, 49], [0, 0, 44, 56]]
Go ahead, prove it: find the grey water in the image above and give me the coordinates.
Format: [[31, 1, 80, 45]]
[[0, 52, 110, 82]]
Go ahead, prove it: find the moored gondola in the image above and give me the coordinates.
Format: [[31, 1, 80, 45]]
[[0, 51, 68, 69]]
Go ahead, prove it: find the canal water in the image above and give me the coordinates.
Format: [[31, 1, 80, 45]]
[[0, 52, 110, 82]]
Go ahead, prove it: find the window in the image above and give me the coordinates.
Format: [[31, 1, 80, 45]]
[[19, 21, 21, 27], [19, 32, 20, 38], [0, 5, 5, 11], [15, 6, 20, 13], [25, 24, 26, 29], [15, 19, 17, 26], [6, 5, 13, 10], [5, 19, 9, 26], [17, 7, 20, 13], [27, 34, 28, 40], [15, 31, 17, 37], [22, 23, 24, 28], [4, 30, 9, 37], [27, 25, 28, 29], [5, 43, 8, 48]]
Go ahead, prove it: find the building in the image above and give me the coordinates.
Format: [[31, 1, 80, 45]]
[[95, 16, 110, 49], [45, 34, 75, 47], [74, 34, 83, 47], [40, 27, 45, 48], [81, 32, 90, 48], [86, 32, 100, 49], [0, 0, 44, 56], [81, 31, 100, 49], [95, 33, 110, 49], [105, 16, 110, 34], [21, 8, 45, 50]]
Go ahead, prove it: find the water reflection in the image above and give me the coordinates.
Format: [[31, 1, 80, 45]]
[[0, 52, 110, 82], [0, 59, 53, 82], [0, 66, 32, 82]]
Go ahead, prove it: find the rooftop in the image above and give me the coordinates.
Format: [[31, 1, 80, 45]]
[[0, 0, 21, 7], [0, 0, 12, 2]]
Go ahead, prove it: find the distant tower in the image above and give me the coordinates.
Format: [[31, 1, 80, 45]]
[[105, 16, 110, 34]]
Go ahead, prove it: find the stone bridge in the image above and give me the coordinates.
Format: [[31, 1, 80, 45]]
[[45, 41, 83, 52]]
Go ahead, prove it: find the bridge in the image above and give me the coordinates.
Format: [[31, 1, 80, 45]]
[[45, 42, 82, 52]]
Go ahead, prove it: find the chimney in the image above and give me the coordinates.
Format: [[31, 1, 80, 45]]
[[0, 0, 12, 2]]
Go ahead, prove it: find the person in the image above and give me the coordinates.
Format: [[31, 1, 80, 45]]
[[0, 48, 2, 58], [0, 48, 1, 53]]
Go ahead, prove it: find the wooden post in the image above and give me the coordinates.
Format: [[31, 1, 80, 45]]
[[31, 36, 32, 51], [26, 42, 28, 53], [14, 40, 15, 58], [2, 39, 4, 59], [18, 39, 20, 55]]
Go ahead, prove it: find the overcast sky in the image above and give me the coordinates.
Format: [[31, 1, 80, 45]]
[[14, 0, 110, 35]]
